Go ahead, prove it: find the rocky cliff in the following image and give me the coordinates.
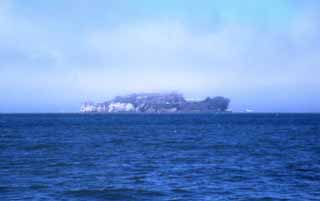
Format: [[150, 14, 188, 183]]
[[80, 93, 230, 113]]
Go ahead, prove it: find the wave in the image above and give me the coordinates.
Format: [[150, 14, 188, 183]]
[[65, 188, 166, 200]]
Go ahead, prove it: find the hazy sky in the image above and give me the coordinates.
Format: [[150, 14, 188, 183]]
[[0, 0, 319, 112]]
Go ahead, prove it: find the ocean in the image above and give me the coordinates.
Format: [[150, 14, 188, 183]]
[[0, 114, 319, 200]]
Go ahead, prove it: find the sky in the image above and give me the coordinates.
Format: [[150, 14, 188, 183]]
[[0, 0, 319, 112]]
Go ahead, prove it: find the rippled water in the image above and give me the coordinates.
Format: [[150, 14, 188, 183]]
[[0, 114, 319, 200]]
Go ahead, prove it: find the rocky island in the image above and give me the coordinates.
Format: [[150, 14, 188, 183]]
[[80, 93, 230, 113]]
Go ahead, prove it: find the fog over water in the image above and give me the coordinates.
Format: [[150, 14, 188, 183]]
[[0, 0, 319, 112]]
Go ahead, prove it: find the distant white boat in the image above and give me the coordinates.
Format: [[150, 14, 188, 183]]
[[245, 109, 254, 113]]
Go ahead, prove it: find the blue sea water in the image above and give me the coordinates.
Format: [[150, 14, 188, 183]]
[[0, 114, 319, 201]]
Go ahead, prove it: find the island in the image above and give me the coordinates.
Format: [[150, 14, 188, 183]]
[[80, 92, 230, 113]]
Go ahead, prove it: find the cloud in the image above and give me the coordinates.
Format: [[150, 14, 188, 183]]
[[0, 0, 320, 112], [85, 18, 319, 89], [0, 2, 59, 70]]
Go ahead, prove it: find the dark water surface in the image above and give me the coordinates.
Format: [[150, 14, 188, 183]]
[[0, 114, 319, 200]]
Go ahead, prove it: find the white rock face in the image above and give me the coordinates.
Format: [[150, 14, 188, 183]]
[[161, 108, 177, 113], [80, 102, 135, 113], [80, 102, 97, 113], [108, 102, 135, 113], [96, 105, 107, 112]]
